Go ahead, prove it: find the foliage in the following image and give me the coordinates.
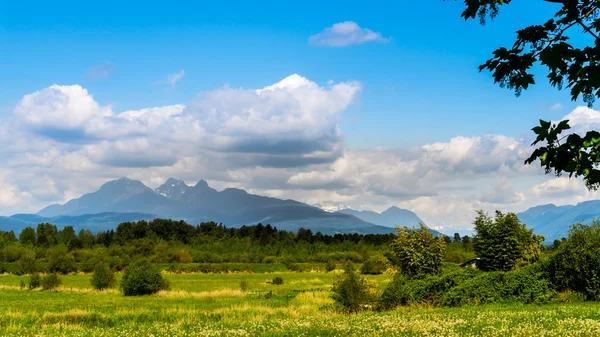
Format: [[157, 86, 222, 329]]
[[453, 0, 600, 189], [441, 264, 555, 307], [47, 245, 77, 274], [473, 210, 544, 271], [388, 224, 446, 279], [28, 273, 40, 289], [272, 276, 284, 285], [239, 279, 248, 292], [325, 260, 336, 272], [18, 227, 36, 246], [360, 256, 388, 275], [331, 263, 375, 313], [15, 251, 37, 275], [41, 273, 62, 290], [172, 249, 194, 263], [120, 259, 170, 296], [90, 263, 116, 290], [443, 242, 476, 264], [378, 269, 479, 310], [548, 221, 600, 300], [526, 120, 600, 190]]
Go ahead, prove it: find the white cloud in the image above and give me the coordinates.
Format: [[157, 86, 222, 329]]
[[14, 85, 112, 133], [4, 78, 600, 232], [557, 106, 600, 134], [86, 62, 115, 79], [531, 177, 586, 199], [550, 103, 562, 111], [309, 21, 391, 47], [155, 70, 185, 87]]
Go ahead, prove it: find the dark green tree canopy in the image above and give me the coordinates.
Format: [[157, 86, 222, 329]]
[[453, 0, 600, 189], [473, 210, 544, 271]]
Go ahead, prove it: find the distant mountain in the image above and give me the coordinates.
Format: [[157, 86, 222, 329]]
[[2, 212, 156, 233], [313, 203, 351, 213], [339, 206, 444, 236], [0, 216, 30, 233], [339, 206, 425, 228], [28, 177, 400, 235], [517, 200, 600, 241], [38, 177, 174, 217], [155, 178, 192, 200]]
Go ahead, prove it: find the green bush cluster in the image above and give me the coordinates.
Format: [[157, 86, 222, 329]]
[[331, 263, 375, 313], [360, 256, 388, 275], [91, 262, 116, 290], [272, 276, 284, 285], [40, 273, 61, 291], [28, 273, 40, 289], [120, 259, 170, 296]]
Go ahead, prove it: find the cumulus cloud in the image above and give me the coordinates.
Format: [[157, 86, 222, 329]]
[[557, 106, 600, 135], [4, 77, 600, 231], [309, 21, 391, 47]]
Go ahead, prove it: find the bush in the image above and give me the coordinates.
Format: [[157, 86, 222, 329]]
[[172, 249, 194, 264], [389, 225, 446, 279], [325, 260, 336, 272], [547, 222, 600, 300], [120, 259, 170, 296], [377, 269, 479, 310], [15, 251, 38, 275], [46, 246, 77, 274], [28, 273, 41, 289], [360, 256, 388, 275], [331, 263, 375, 313], [240, 279, 248, 292], [91, 262, 116, 290], [272, 276, 284, 285], [41, 273, 61, 291], [440, 265, 555, 307]]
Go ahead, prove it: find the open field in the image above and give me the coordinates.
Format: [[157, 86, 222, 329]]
[[0, 271, 599, 336]]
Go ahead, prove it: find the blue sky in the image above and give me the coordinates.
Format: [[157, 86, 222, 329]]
[[0, 0, 577, 146], [0, 0, 597, 229]]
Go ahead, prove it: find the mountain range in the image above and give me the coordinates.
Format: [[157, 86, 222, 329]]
[[515, 200, 600, 242], [2, 176, 598, 241], [27, 177, 432, 235]]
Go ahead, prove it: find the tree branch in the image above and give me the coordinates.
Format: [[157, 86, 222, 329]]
[[576, 19, 600, 40]]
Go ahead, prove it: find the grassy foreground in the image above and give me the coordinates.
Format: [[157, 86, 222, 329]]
[[0, 272, 599, 336]]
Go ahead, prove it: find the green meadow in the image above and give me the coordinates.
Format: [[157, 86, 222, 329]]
[[0, 271, 599, 337]]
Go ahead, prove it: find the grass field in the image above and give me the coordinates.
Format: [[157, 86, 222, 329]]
[[0, 271, 599, 336]]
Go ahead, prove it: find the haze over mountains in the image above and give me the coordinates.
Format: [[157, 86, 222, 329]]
[[30, 177, 431, 235], [1, 177, 598, 241]]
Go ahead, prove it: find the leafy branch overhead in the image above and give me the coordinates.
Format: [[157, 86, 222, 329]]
[[453, 0, 600, 189]]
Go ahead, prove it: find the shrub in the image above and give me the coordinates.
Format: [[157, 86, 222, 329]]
[[91, 262, 116, 290], [377, 274, 411, 310], [389, 224, 446, 279], [272, 276, 284, 285], [360, 256, 388, 275], [46, 246, 77, 274], [547, 222, 600, 300], [331, 263, 375, 313], [377, 269, 479, 310], [120, 259, 170, 296], [173, 249, 194, 263], [28, 273, 41, 289], [240, 279, 248, 292], [15, 251, 37, 275], [440, 265, 555, 307], [41, 273, 61, 291], [325, 260, 336, 272]]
